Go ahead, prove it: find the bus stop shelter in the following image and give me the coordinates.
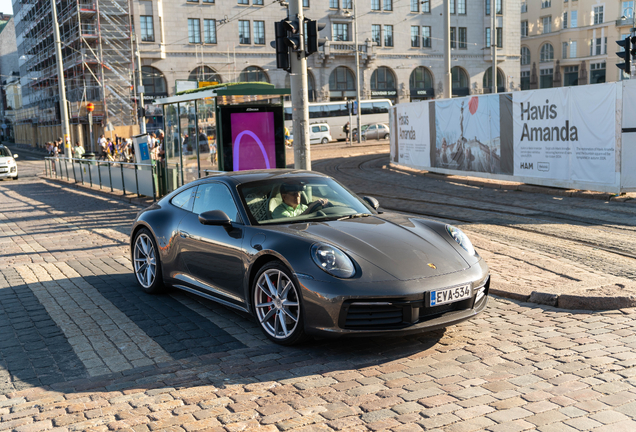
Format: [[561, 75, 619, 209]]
[[154, 82, 290, 195]]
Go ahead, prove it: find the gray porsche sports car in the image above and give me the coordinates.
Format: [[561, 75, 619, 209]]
[[130, 170, 489, 345]]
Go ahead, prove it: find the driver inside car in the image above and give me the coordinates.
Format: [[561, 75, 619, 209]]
[[272, 183, 329, 219]]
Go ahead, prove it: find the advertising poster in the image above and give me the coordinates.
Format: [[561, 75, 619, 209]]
[[395, 101, 430, 167], [434, 95, 508, 174], [513, 85, 616, 184], [132, 134, 151, 164], [230, 111, 276, 171]]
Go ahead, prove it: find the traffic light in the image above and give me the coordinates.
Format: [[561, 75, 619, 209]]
[[282, 18, 302, 51], [273, 21, 291, 72], [305, 19, 327, 56], [617, 36, 633, 75]]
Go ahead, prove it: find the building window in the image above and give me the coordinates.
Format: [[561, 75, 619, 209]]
[[521, 21, 528, 38], [422, 0, 430, 13], [202, 0, 213, 3], [189, 66, 221, 83], [450, 27, 456, 48], [591, 37, 606, 55], [570, 41, 577, 58], [540, 68, 553, 88], [342, 0, 352, 8], [496, 27, 502, 47], [371, 67, 396, 91], [422, 26, 431, 47], [457, 0, 466, 14], [540, 43, 554, 62], [520, 70, 530, 90], [188, 18, 201, 43], [372, 24, 381, 45], [204, 19, 216, 44], [142, 66, 167, 95], [541, 0, 551, 8], [563, 12, 567, 29], [333, 23, 349, 41], [371, 0, 380, 11], [624, 2, 635, 18], [329, 66, 355, 91], [486, 0, 502, 15], [238, 0, 248, 4], [304, 0, 309, 6], [590, 62, 606, 84], [253, 21, 265, 45], [542, 16, 551, 33], [562, 42, 568, 59], [521, 2, 527, 13], [239, 66, 269, 83], [458, 27, 467, 48], [384, 25, 393, 46], [410, 0, 419, 12], [410, 67, 433, 93], [330, 0, 338, 8], [253, 0, 263, 5], [521, 46, 530, 65], [593, 6, 603, 24], [239, 20, 251, 44], [486, 28, 491, 47], [451, 67, 468, 89], [383, 0, 392, 11], [450, 0, 455, 14], [571, 10, 577, 28], [140, 16, 154, 42], [411, 26, 420, 47], [563, 65, 579, 86]]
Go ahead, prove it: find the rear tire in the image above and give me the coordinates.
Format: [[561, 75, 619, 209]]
[[132, 228, 165, 294], [252, 262, 307, 345], [321, 137, 329, 144], [383, 134, 390, 140]]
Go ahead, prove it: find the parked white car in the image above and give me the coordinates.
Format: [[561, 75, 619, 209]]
[[0, 145, 18, 180], [290, 123, 333, 145]]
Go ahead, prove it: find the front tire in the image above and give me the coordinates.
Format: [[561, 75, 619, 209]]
[[383, 133, 390, 140], [132, 228, 165, 294], [253, 262, 306, 345], [321, 137, 329, 144]]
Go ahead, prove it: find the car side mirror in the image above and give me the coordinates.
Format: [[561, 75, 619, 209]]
[[363, 196, 380, 210], [198, 210, 232, 226]]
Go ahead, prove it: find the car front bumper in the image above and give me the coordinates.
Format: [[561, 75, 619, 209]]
[[298, 258, 490, 338], [0, 167, 17, 178]]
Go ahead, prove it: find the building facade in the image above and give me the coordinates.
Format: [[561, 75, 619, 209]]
[[0, 15, 20, 142], [133, 0, 519, 117], [520, 0, 630, 90]]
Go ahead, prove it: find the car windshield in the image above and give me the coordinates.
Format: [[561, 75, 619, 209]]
[[0, 147, 11, 157], [238, 177, 374, 225]]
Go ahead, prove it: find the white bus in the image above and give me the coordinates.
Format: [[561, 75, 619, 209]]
[[284, 99, 393, 141]]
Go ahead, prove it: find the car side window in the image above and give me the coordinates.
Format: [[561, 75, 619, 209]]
[[369, 125, 376, 130], [171, 188, 195, 211], [320, 126, 328, 132], [192, 182, 242, 223], [312, 126, 320, 133]]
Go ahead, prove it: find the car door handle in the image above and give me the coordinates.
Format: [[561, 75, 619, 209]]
[[180, 231, 190, 238]]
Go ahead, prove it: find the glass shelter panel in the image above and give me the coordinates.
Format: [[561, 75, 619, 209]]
[[179, 101, 199, 184], [196, 97, 219, 176], [164, 103, 182, 191]]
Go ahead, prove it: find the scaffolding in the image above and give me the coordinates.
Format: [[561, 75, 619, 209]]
[[13, 0, 135, 126]]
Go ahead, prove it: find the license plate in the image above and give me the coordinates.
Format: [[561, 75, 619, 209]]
[[430, 284, 471, 306], [0, 169, 7, 173]]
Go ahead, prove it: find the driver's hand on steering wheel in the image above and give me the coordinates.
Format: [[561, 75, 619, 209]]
[[302, 198, 329, 214]]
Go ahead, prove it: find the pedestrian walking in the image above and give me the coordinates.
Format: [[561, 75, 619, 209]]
[[98, 134, 107, 160], [343, 122, 350, 141]]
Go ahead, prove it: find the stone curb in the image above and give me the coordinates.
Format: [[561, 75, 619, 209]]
[[489, 288, 636, 311], [389, 163, 636, 204]]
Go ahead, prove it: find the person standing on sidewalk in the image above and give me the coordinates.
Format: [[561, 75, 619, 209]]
[[73, 141, 85, 159], [97, 135, 107, 160]]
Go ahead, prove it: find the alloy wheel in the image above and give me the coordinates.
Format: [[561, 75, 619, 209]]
[[254, 269, 300, 339], [134, 233, 157, 289]]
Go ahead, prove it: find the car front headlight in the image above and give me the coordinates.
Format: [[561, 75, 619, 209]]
[[311, 243, 355, 278], [446, 225, 475, 256]]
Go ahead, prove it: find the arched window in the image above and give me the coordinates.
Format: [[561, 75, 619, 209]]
[[521, 47, 531, 65], [142, 66, 167, 96], [188, 66, 222, 83], [451, 67, 469, 88], [238, 66, 269, 83], [540, 43, 554, 62], [409, 66, 433, 89], [483, 67, 505, 91], [370, 66, 396, 90], [329, 66, 355, 91]]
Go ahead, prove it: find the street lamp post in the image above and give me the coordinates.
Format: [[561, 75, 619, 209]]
[[353, 0, 361, 143], [51, 0, 71, 160]]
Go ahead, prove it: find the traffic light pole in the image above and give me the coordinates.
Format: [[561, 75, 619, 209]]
[[289, 0, 311, 170], [136, 38, 146, 134]]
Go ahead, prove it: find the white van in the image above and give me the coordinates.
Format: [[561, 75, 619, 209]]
[[309, 123, 332, 144]]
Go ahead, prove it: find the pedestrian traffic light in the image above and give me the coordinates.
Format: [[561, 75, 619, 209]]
[[273, 21, 291, 72], [305, 19, 327, 56], [617, 36, 632, 75]]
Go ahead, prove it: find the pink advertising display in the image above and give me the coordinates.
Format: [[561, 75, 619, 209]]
[[230, 112, 277, 171]]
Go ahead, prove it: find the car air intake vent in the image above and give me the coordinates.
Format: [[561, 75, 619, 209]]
[[344, 302, 404, 329], [419, 303, 457, 320]]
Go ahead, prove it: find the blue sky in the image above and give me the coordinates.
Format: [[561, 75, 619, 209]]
[[0, 0, 12, 15]]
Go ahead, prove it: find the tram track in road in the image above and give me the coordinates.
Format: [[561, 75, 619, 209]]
[[312, 153, 636, 266]]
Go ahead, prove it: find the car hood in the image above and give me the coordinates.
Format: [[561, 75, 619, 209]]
[[0, 157, 14, 164], [279, 215, 469, 281]]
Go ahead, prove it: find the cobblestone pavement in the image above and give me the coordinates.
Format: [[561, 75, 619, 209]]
[[1, 151, 636, 431]]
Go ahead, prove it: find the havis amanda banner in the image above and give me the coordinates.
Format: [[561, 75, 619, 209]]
[[512, 84, 616, 185], [393, 101, 431, 168]]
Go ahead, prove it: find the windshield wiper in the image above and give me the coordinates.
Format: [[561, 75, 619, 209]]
[[337, 213, 371, 221]]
